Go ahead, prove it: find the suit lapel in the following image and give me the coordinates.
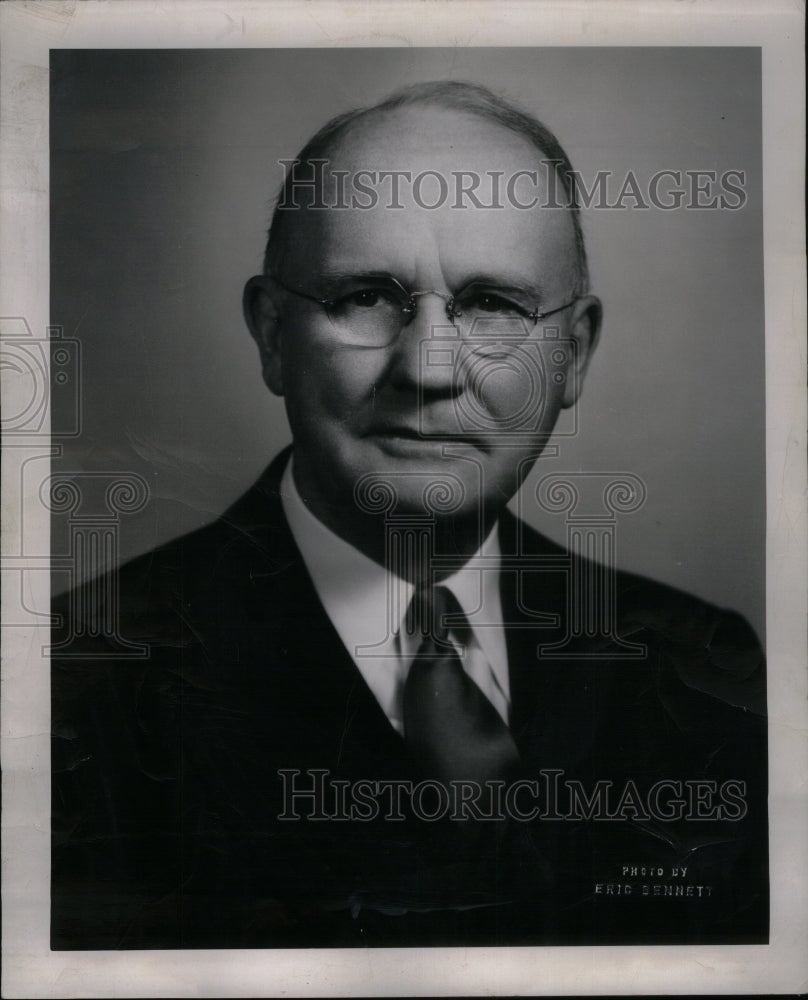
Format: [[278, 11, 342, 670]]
[[221, 449, 406, 778], [498, 510, 613, 771]]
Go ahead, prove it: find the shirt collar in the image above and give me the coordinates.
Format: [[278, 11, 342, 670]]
[[280, 454, 507, 684], [281, 456, 398, 660]]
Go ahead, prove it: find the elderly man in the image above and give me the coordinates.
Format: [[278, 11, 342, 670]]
[[52, 81, 767, 949]]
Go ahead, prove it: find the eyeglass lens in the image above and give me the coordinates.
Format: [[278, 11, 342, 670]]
[[324, 285, 542, 347]]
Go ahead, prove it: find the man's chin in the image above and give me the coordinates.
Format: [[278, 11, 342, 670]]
[[345, 447, 507, 523]]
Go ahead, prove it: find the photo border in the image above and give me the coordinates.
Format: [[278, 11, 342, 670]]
[[1, 1, 805, 996]]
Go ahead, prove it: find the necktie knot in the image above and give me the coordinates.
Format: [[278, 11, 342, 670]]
[[404, 585, 469, 650]]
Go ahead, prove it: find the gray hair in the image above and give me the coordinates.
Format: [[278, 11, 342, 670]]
[[263, 80, 589, 294]]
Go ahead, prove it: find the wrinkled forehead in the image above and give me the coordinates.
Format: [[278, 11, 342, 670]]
[[278, 106, 579, 292]]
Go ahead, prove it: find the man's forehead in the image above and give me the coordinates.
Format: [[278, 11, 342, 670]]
[[327, 104, 549, 178], [282, 105, 579, 290]]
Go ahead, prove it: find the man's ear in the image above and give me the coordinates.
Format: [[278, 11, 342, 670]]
[[561, 294, 601, 408], [243, 275, 285, 396]]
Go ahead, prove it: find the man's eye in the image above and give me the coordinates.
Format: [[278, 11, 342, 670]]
[[464, 292, 524, 315], [343, 288, 393, 309]]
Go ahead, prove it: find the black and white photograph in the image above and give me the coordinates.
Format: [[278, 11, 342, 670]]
[[1, 1, 806, 996]]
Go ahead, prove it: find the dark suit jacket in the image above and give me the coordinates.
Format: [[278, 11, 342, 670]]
[[52, 449, 768, 949]]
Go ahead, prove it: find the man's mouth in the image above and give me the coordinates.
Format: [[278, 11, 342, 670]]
[[368, 425, 488, 451]]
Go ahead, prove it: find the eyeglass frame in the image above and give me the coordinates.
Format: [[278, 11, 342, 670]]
[[268, 272, 579, 340]]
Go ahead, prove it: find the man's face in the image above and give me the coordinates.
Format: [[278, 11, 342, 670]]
[[246, 106, 599, 531]]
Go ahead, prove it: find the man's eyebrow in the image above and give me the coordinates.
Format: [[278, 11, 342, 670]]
[[317, 268, 401, 285], [456, 273, 546, 301], [317, 268, 547, 300]]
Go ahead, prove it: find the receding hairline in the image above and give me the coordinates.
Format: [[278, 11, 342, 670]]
[[263, 80, 590, 293], [304, 102, 558, 172]]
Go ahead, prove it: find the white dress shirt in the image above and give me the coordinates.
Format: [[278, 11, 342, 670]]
[[280, 456, 511, 735]]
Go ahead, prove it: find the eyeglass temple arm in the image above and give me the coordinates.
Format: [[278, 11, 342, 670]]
[[411, 290, 579, 325], [531, 297, 578, 323]]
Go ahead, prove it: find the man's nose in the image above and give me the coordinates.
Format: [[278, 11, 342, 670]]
[[387, 292, 459, 395]]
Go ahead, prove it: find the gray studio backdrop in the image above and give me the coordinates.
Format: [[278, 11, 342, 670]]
[[50, 48, 765, 639]]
